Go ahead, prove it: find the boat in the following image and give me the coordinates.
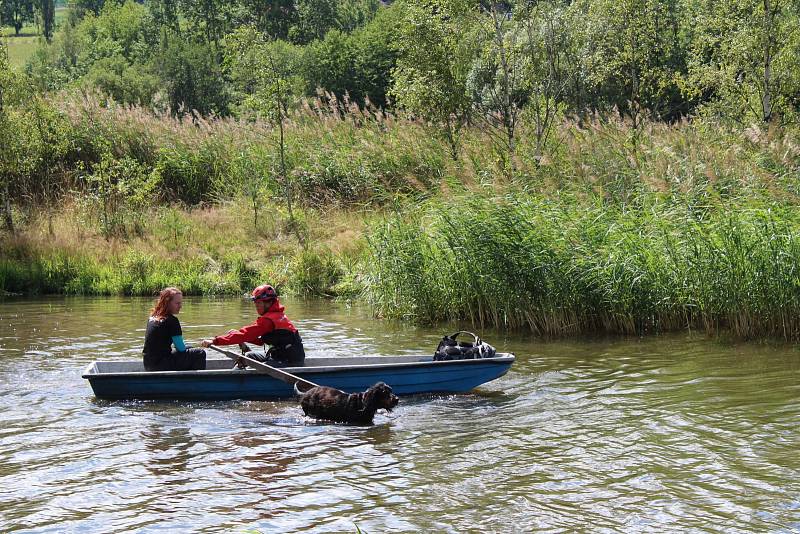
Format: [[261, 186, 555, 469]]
[[82, 353, 516, 400]]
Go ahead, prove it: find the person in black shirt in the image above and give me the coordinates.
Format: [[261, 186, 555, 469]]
[[143, 287, 206, 371]]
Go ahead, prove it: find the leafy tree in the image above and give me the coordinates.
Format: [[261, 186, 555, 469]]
[[92, 0, 154, 60], [289, 0, 337, 44], [302, 29, 355, 100], [392, 0, 479, 160], [577, 0, 686, 123], [232, 0, 296, 40], [516, 1, 579, 162], [1, 0, 35, 36], [349, 2, 402, 107], [0, 42, 21, 232], [151, 34, 229, 115], [83, 55, 160, 106], [179, 0, 230, 47], [26, 0, 156, 92], [336, 0, 380, 33], [26, 90, 71, 234], [148, 0, 180, 34], [87, 152, 155, 238], [71, 0, 109, 16], [225, 26, 305, 242], [684, 0, 800, 124], [468, 2, 531, 173]]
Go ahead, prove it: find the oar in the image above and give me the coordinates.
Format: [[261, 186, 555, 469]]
[[208, 344, 319, 391]]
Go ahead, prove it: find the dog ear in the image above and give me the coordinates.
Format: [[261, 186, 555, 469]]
[[360, 384, 378, 413]]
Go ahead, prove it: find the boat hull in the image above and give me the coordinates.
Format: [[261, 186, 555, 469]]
[[82, 355, 515, 400]]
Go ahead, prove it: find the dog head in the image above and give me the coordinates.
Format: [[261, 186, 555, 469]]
[[362, 382, 399, 414]]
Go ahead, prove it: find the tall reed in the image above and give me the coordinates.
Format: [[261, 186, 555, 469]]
[[365, 195, 800, 340]]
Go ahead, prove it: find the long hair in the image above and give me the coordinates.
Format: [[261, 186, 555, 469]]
[[150, 287, 181, 320]]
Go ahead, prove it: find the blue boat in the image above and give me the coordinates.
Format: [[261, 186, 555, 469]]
[[82, 354, 516, 400]]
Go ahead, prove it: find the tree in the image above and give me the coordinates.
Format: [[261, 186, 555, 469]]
[[0, 42, 18, 232], [468, 2, 530, 173], [1, 0, 35, 36], [40, 0, 55, 42], [289, 0, 337, 44], [302, 29, 355, 101], [516, 1, 580, 162], [27, 90, 71, 235], [232, 0, 296, 40], [225, 26, 305, 243], [349, 3, 402, 107], [684, 0, 800, 124], [148, 0, 180, 34], [392, 0, 479, 161], [72, 0, 108, 16], [151, 35, 229, 115], [578, 0, 686, 125], [179, 0, 230, 48], [336, 0, 380, 33]]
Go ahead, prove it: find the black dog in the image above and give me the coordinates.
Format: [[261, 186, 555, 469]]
[[295, 382, 399, 425]]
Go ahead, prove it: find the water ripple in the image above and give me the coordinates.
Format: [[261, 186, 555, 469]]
[[1, 298, 799, 532]]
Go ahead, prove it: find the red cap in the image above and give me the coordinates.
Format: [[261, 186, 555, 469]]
[[249, 284, 278, 301]]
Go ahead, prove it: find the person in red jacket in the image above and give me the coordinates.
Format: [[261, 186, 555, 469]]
[[200, 284, 306, 367]]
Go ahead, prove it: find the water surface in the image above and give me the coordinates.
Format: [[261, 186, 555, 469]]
[[1, 297, 799, 532]]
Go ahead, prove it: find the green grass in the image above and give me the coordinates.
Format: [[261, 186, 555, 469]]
[[4, 35, 39, 67], [4, 92, 800, 340], [0, 201, 369, 299], [364, 195, 800, 340], [1, 7, 67, 67]]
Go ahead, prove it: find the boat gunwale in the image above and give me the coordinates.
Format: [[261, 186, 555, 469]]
[[81, 354, 516, 379]]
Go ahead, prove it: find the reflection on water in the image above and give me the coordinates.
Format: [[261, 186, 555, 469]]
[[0, 296, 799, 532]]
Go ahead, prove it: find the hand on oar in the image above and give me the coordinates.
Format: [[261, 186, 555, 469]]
[[206, 344, 320, 390]]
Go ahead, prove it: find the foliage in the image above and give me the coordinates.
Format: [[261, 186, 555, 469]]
[[392, 0, 478, 160], [225, 26, 305, 242], [578, 0, 687, 122], [683, 0, 800, 125], [1, 0, 35, 36], [366, 195, 800, 340], [151, 34, 230, 115], [0, 41, 22, 231], [84, 152, 157, 238]]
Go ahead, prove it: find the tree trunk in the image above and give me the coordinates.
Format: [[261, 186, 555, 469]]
[[278, 106, 303, 245], [41, 0, 55, 43], [762, 0, 774, 123], [445, 116, 458, 161], [1, 180, 13, 234], [493, 7, 516, 175]]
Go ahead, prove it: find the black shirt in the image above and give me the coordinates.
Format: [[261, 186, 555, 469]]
[[143, 315, 181, 370]]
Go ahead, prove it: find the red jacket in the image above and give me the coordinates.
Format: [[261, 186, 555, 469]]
[[212, 300, 298, 346]]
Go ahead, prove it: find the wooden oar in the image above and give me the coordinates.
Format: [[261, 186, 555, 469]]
[[208, 344, 319, 390]]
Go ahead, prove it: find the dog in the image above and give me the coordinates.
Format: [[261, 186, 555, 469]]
[[295, 381, 399, 425]]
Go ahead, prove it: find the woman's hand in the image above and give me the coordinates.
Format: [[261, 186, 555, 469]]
[[200, 339, 213, 348]]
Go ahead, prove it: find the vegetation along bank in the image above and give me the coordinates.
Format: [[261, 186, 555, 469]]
[[2, 0, 800, 340]]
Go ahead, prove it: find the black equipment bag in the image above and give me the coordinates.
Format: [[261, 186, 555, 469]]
[[433, 331, 496, 361]]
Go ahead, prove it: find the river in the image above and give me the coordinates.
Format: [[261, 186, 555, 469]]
[[0, 296, 798, 532]]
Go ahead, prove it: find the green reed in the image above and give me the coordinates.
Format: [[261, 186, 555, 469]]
[[365, 195, 800, 340]]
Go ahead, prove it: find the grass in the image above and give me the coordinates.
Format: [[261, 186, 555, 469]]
[[0, 200, 373, 298], [364, 195, 800, 340], [3, 93, 800, 340], [1, 7, 67, 67]]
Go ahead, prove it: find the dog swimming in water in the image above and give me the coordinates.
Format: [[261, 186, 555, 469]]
[[295, 381, 399, 424]]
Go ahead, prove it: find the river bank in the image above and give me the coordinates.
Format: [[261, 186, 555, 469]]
[[3, 97, 800, 339]]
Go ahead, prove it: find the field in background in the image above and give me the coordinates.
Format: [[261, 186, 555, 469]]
[[1, 6, 67, 67]]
